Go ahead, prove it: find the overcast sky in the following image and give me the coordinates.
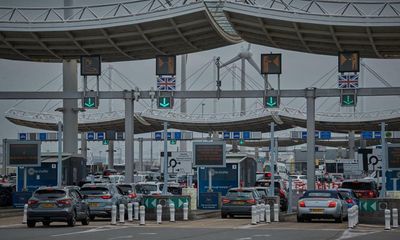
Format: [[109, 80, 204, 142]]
[[0, 0, 399, 163]]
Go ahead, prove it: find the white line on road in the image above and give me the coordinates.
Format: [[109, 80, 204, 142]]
[[0, 224, 22, 228], [336, 229, 380, 240], [139, 233, 157, 235], [109, 235, 133, 240], [51, 226, 129, 237]]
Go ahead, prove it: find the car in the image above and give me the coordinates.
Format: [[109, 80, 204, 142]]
[[341, 179, 379, 198], [254, 186, 270, 201], [117, 183, 141, 203], [338, 188, 359, 208], [221, 187, 264, 218], [255, 180, 288, 211], [297, 190, 348, 223], [80, 183, 128, 220], [289, 175, 307, 188], [26, 186, 90, 227]]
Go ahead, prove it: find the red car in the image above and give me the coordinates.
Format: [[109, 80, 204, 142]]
[[341, 179, 379, 198]]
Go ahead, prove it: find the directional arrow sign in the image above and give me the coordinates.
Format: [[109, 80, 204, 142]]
[[360, 200, 377, 212], [83, 96, 98, 109], [341, 94, 356, 107], [264, 96, 279, 108], [158, 96, 173, 109]]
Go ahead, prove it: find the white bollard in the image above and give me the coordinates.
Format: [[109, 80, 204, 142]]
[[22, 204, 28, 224], [127, 203, 133, 222], [169, 203, 175, 222], [265, 204, 271, 223], [273, 203, 279, 222], [393, 208, 398, 228], [260, 203, 265, 222], [385, 209, 391, 230], [111, 205, 117, 225], [119, 204, 125, 223], [355, 205, 359, 226], [139, 206, 145, 225], [157, 204, 162, 224], [255, 204, 260, 223], [133, 202, 139, 220], [348, 207, 354, 229], [183, 202, 189, 221], [251, 205, 257, 225]]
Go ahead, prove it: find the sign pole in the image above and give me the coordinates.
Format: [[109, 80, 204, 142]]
[[163, 121, 168, 195], [380, 122, 387, 197], [23, 167, 27, 191], [2, 139, 6, 177], [208, 168, 213, 192], [269, 122, 275, 197], [57, 121, 63, 187]]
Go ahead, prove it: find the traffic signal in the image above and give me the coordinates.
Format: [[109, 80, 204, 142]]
[[158, 96, 173, 109], [82, 96, 98, 109], [239, 139, 244, 145], [170, 140, 177, 145], [340, 93, 357, 107], [102, 140, 109, 145], [264, 96, 279, 108]]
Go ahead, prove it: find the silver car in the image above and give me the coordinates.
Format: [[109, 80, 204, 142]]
[[80, 183, 128, 220], [297, 190, 348, 223]]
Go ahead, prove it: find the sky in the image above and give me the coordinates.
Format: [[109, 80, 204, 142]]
[[0, 0, 399, 164]]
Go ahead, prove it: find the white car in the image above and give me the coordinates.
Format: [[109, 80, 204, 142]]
[[289, 175, 307, 189]]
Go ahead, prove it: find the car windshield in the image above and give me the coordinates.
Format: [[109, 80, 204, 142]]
[[341, 182, 374, 190], [117, 185, 133, 194], [135, 184, 157, 194], [304, 191, 336, 198], [339, 191, 351, 199], [80, 187, 110, 195], [227, 190, 253, 199], [34, 189, 66, 199]]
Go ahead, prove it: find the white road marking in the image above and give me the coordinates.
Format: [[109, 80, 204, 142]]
[[139, 233, 157, 235], [336, 229, 380, 240], [51, 226, 129, 237], [0, 224, 23, 228], [109, 235, 133, 240]]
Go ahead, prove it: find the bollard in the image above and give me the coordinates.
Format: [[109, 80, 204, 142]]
[[169, 203, 175, 222], [251, 205, 257, 225], [157, 204, 162, 224], [385, 209, 391, 230], [393, 208, 398, 228], [119, 204, 125, 223], [22, 204, 28, 224], [273, 203, 279, 222], [111, 205, 117, 225], [255, 204, 260, 223], [183, 202, 189, 221], [139, 206, 145, 225], [133, 202, 139, 220], [355, 205, 359, 226], [265, 204, 271, 223], [127, 203, 133, 222], [260, 203, 265, 222], [348, 207, 354, 229]]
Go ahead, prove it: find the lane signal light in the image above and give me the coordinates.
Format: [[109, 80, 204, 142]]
[[158, 96, 173, 109], [341, 94, 356, 107], [264, 96, 279, 108], [83, 96, 98, 109]]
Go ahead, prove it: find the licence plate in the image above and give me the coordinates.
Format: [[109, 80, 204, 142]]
[[41, 203, 54, 208], [89, 202, 99, 207], [310, 208, 324, 213], [232, 201, 245, 205]]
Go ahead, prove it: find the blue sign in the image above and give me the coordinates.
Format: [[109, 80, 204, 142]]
[[243, 131, 250, 139], [386, 170, 400, 191], [39, 133, 47, 141], [174, 132, 182, 140], [17, 163, 58, 192], [374, 131, 381, 139], [19, 133, 27, 141], [223, 132, 231, 139], [319, 131, 331, 139], [167, 132, 171, 140], [198, 192, 220, 210], [12, 192, 33, 208], [198, 163, 239, 196], [116, 132, 124, 140], [97, 132, 105, 140], [87, 132, 95, 141], [361, 131, 373, 139], [301, 131, 319, 139], [155, 132, 162, 140], [233, 132, 240, 139]]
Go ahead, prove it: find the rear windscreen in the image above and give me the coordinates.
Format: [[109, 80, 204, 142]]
[[227, 190, 253, 198], [117, 185, 133, 194], [80, 187, 110, 195], [341, 182, 373, 190], [34, 189, 66, 199], [135, 184, 157, 194]]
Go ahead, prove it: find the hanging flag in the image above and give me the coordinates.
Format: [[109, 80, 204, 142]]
[[157, 75, 176, 91], [338, 73, 359, 89]]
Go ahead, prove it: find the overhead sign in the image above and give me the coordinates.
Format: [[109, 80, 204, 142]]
[[87, 132, 95, 141], [157, 75, 176, 91], [156, 55, 176, 75], [388, 144, 400, 170], [264, 95, 279, 108], [158, 96, 173, 109], [82, 96, 98, 109], [80, 55, 101, 76], [341, 93, 356, 107], [19, 133, 27, 141], [386, 170, 400, 191], [167, 151, 193, 175], [338, 73, 359, 89], [105, 130, 116, 140], [261, 53, 281, 74], [193, 142, 226, 167], [338, 51, 359, 73], [6, 140, 41, 167], [97, 132, 105, 140]]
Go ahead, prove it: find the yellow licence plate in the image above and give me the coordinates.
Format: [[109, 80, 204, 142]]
[[89, 203, 99, 207], [41, 203, 54, 208], [310, 208, 324, 213], [233, 201, 245, 205]]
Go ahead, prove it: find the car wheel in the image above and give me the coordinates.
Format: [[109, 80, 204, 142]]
[[81, 210, 90, 226], [89, 215, 95, 221], [221, 213, 227, 219], [335, 215, 343, 223], [42, 221, 50, 226], [27, 220, 36, 228], [68, 211, 76, 227], [297, 216, 304, 222]]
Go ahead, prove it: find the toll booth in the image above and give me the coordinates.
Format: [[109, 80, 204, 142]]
[[197, 154, 256, 209]]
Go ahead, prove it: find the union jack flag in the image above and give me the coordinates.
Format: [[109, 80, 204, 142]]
[[157, 75, 176, 91], [338, 73, 359, 89]]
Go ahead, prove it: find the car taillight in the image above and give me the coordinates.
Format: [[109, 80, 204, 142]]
[[368, 191, 375, 197], [101, 195, 112, 199], [299, 201, 306, 208], [128, 193, 137, 199], [246, 199, 257, 204], [222, 198, 231, 204], [328, 201, 337, 208], [279, 189, 285, 198], [346, 199, 354, 204], [28, 199, 38, 206], [57, 199, 72, 206]]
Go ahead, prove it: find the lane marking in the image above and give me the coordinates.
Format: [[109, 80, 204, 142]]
[[0, 224, 23, 228], [336, 229, 380, 240], [51, 226, 129, 237], [139, 233, 157, 235], [109, 235, 133, 240]]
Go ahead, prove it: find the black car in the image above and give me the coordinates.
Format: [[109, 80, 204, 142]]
[[27, 187, 90, 227], [221, 187, 264, 218]]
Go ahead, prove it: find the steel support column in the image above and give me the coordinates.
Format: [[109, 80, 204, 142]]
[[349, 131, 355, 159], [124, 93, 134, 183], [108, 140, 114, 169], [306, 88, 316, 190], [139, 137, 143, 171], [180, 54, 187, 152]]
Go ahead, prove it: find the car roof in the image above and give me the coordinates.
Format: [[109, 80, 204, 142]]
[[228, 187, 256, 191], [342, 179, 375, 183]]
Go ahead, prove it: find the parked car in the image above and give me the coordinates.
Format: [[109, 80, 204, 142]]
[[135, 182, 163, 195], [341, 179, 379, 198], [338, 188, 359, 208], [255, 180, 288, 211], [117, 183, 141, 203], [254, 186, 269, 200], [26, 186, 90, 227], [221, 187, 264, 218], [0, 183, 15, 206], [297, 190, 348, 223], [80, 183, 128, 220]]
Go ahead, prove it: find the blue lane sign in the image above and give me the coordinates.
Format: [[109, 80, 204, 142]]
[[167, 132, 171, 140], [97, 132, 105, 140], [233, 132, 240, 139], [319, 131, 331, 139], [361, 131, 373, 139], [155, 132, 162, 140], [243, 131, 250, 139], [302, 131, 320, 139], [374, 131, 381, 139], [386, 170, 400, 191], [39, 133, 47, 141], [19, 133, 27, 141], [174, 132, 182, 140], [223, 132, 231, 139], [87, 132, 95, 141]]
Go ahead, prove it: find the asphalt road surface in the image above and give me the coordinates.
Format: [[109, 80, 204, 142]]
[[0, 216, 398, 240]]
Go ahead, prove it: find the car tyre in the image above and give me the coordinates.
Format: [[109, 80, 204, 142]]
[[89, 215, 95, 221], [81, 210, 90, 226], [42, 221, 50, 226], [297, 216, 304, 222], [335, 215, 343, 223], [27, 220, 36, 228], [221, 213, 227, 219], [68, 211, 76, 227]]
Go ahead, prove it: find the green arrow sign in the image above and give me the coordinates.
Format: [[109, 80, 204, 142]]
[[341, 94, 356, 107], [170, 140, 177, 145], [360, 200, 377, 212], [83, 97, 97, 109], [264, 96, 279, 108], [158, 97, 173, 109]]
